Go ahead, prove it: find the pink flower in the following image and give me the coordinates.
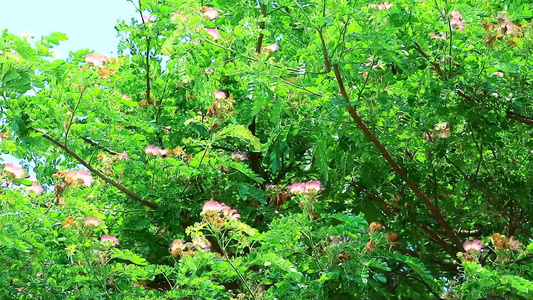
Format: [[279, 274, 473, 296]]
[[141, 14, 156, 23], [192, 235, 211, 251], [369, 2, 391, 10], [429, 33, 447, 40], [450, 10, 465, 31], [231, 151, 248, 162], [463, 239, 483, 252], [214, 89, 227, 100], [3, 163, 25, 179], [100, 235, 119, 247], [170, 239, 190, 257], [289, 182, 307, 195], [26, 182, 44, 194], [70, 170, 94, 186], [21, 31, 32, 39], [201, 200, 228, 214], [118, 151, 129, 160], [122, 94, 131, 100], [305, 180, 323, 193], [509, 236, 522, 250], [264, 43, 280, 52], [201, 6, 219, 20], [85, 53, 107, 67], [145, 145, 165, 156], [491, 71, 504, 77], [171, 11, 182, 21], [83, 217, 102, 227], [365, 56, 383, 69], [222, 207, 241, 220], [206, 28, 220, 41]]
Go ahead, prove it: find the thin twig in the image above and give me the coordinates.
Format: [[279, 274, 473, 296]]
[[34, 128, 159, 209], [64, 86, 86, 144]]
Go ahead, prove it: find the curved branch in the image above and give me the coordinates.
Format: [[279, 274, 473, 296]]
[[34, 128, 158, 209], [333, 64, 464, 252]]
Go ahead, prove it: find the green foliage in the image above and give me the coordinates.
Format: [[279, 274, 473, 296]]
[[1, 0, 532, 299]]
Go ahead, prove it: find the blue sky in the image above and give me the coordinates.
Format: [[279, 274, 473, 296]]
[[0, 0, 138, 57]]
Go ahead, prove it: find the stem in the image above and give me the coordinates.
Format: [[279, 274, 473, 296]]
[[34, 128, 159, 209], [64, 86, 86, 144], [332, 64, 464, 252], [255, 4, 267, 54]]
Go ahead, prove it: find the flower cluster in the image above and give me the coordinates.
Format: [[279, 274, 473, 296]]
[[201, 6, 219, 20], [3, 163, 26, 179], [369, 2, 391, 10], [490, 233, 522, 250], [201, 200, 241, 220], [170, 234, 211, 258], [463, 239, 483, 253], [101, 235, 119, 247], [85, 53, 107, 67], [288, 180, 323, 195], [231, 151, 248, 162], [145, 145, 188, 158], [450, 10, 465, 31]]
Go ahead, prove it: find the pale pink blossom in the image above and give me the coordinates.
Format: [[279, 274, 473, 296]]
[[365, 56, 383, 69], [305, 180, 323, 193], [222, 207, 241, 220], [264, 43, 280, 52], [206, 28, 220, 41], [231, 151, 248, 162], [26, 182, 44, 194], [70, 170, 94, 186], [145, 145, 165, 156], [491, 71, 504, 77], [201, 200, 228, 214], [463, 239, 483, 252], [85, 53, 107, 67], [122, 94, 131, 100], [3, 163, 25, 179], [171, 11, 182, 21], [450, 10, 465, 31], [83, 217, 102, 227], [118, 152, 129, 160], [214, 89, 227, 100], [289, 182, 307, 195], [192, 235, 211, 251], [509, 236, 522, 250], [170, 239, 189, 257], [100, 235, 119, 247], [21, 31, 32, 39], [141, 14, 156, 23], [201, 7, 219, 20], [369, 2, 392, 10], [430, 33, 447, 40]]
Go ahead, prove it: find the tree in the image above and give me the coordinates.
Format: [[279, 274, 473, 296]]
[[0, 0, 532, 299]]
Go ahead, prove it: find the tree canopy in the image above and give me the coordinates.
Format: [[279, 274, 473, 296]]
[[0, 0, 532, 299]]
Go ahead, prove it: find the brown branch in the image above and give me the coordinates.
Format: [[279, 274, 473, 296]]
[[414, 221, 457, 257], [413, 42, 444, 78], [64, 86, 87, 144], [506, 111, 533, 125], [333, 64, 464, 252], [81, 137, 119, 156], [318, 29, 331, 73], [352, 182, 396, 212], [34, 128, 158, 209], [255, 4, 267, 54]]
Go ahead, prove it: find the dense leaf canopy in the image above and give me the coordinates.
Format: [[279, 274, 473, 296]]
[[1, 0, 532, 299]]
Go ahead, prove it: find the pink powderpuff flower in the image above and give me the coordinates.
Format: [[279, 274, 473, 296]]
[[463, 239, 483, 252], [70, 170, 94, 186], [145, 145, 165, 156], [450, 10, 465, 31], [118, 151, 129, 160], [369, 2, 392, 10], [85, 53, 107, 67], [21, 31, 32, 39], [192, 235, 211, 251], [206, 28, 220, 41], [201, 200, 228, 214], [100, 235, 119, 247], [214, 89, 227, 100], [491, 71, 504, 77], [305, 180, 323, 193], [201, 6, 219, 20], [365, 56, 383, 69], [264, 43, 280, 52], [170, 239, 189, 257], [141, 14, 156, 24], [26, 182, 44, 194], [429, 33, 447, 40], [289, 182, 307, 195], [3, 163, 26, 179], [122, 94, 131, 100], [84, 217, 102, 227], [509, 236, 522, 250], [222, 207, 241, 220], [231, 151, 248, 162]]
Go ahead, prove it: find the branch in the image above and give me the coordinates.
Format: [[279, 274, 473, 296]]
[[255, 4, 267, 54], [413, 42, 444, 78], [332, 64, 464, 252], [414, 221, 457, 257], [506, 111, 533, 125], [352, 182, 396, 212], [318, 29, 331, 73], [64, 86, 86, 144], [34, 128, 158, 209], [81, 137, 119, 156]]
